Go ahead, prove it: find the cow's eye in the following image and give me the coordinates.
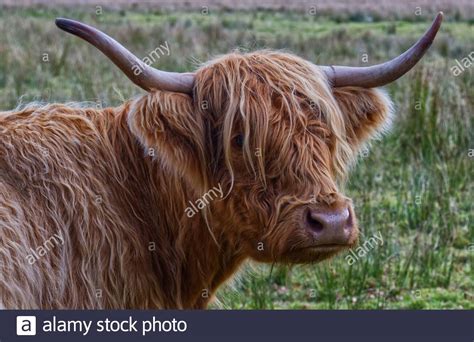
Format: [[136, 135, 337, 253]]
[[233, 134, 244, 148]]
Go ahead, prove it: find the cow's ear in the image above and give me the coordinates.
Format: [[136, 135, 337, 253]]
[[128, 91, 208, 191], [333, 87, 393, 150]]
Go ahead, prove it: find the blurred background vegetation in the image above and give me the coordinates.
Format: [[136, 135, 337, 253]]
[[0, 0, 472, 309]]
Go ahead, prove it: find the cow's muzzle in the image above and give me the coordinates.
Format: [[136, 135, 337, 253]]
[[303, 202, 357, 248]]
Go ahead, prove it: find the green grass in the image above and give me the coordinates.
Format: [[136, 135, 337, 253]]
[[0, 6, 472, 309]]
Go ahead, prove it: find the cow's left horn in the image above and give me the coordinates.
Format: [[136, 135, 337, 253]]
[[320, 12, 443, 88], [55, 18, 195, 94]]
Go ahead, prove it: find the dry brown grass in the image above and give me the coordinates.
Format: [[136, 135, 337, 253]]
[[2, 0, 474, 19]]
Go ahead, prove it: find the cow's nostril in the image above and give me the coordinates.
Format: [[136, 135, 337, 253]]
[[345, 209, 353, 231], [305, 210, 325, 233]]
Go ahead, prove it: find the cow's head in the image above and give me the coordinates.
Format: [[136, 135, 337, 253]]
[[56, 14, 442, 263]]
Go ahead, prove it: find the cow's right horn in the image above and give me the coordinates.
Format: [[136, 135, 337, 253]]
[[56, 18, 195, 94]]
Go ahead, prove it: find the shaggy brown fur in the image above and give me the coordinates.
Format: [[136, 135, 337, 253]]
[[0, 50, 392, 309]]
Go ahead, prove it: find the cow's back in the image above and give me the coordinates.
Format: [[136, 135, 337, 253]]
[[0, 104, 164, 308]]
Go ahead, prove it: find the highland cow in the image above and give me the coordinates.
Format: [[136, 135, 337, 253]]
[[0, 13, 443, 308]]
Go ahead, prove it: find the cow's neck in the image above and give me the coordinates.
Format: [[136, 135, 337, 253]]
[[109, 104, 245, 308], [175, 220, 247, 308]]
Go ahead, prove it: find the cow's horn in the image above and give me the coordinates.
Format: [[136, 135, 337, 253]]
[[320, 12, 443, 88], [55, 18, 195, 94]]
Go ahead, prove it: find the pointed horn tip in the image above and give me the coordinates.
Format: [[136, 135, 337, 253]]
[[55, 18, 71, 30], [55, 18, 85, 35], [434, 11, 444, 28], [428, 12, 444, 35], [423, 12, 443, 46]]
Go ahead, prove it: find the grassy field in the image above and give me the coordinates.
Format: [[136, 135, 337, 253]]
[[0, 4, 472, 309]]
